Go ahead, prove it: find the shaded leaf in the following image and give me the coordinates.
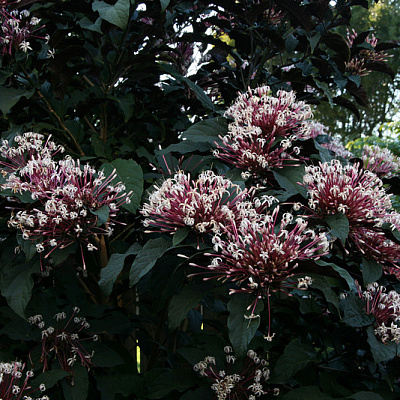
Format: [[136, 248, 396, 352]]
[[283, 386, 334, 400], [361, 257, 382, 285], [99, 243, 142, 296], [333, 96, 360, 120], [272, 340, 316, 383], [0, 87, 34, 115], [324, 213, 349, 244], [367, 325, 398, 363], [227, 294, 264, 357], [31, 370, 69, 390], [316, 260, 356, 291], [180, 117, 227, 146], [273, 165, 307, 197], [129, 237, 170, 287], [341, 295, 374, 327], [90, 205, 109, 226], [173, 227, 190, 246], [61, 364, 88, 400], [311, 275, 340, 312], [168, 284, 206, 330], [348, 392, 384, 400]]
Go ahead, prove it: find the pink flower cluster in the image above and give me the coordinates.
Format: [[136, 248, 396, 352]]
[[141, 170, 267, 235], [346, 29, 391, 76], [362, 144, 400, 178], [0, 360, 48, 400], [214, 86, 312, 180], [29, 307, 98, 378], [0, 132, 131, 264], [0, 1, 49, 55], [193, 346, 279, 400], [357, 282, 400, 344], [201, 206, 328, 297]]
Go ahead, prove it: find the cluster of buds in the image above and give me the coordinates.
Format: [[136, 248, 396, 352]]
[[28, 307, 98, 378], [142, 170, 268, 236], [362, 144, 400, 178], [0, 132, 132, 267], [214, 86, 312, 180], [345, 29, 391, 76], [357, 282, 400, 344], [302, 160, 392, 226], [0, 361, 48, 400], [193, 346, 279, 400], [0, 0, 49, 55], [200, 207, 328, 296]]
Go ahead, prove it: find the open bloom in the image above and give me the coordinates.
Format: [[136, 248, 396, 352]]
[[357, 282, 400, 344], [215, 86, 312, 179], [346, 29, 391, 76], [302, 160, 392, 226], [0, 133, 132, 266], [141, 170, 273, 235], [29, 308, 98, 379], [193, 346, 279, 400], [201, 207, 328, 296], [0, 361, 48, 400], [0, 1, 48, 55], [362, 144, 400, 178]]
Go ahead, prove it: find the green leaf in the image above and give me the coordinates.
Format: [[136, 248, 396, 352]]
[[308, 32, 321, 53], [101, 158, 143, 213], [0, 261, 39, 318], [92, 0, 130, 30], [316, 260, 356, 291], [367, 326, 398, 363], [272, 340, 316, 383], [0, 87, 34, 115], [90, 205, 110, 226], [310, 275, 340, 312], [173, 227, 190, 246], [90, 343, 125, 367], [180, 117, 227, 146], [31, 370, 70, 390], [283, 386, 334, 400], [285, 34, 299, 53], [348, 74, 362, 87], [95, 373, 144, 399], [129, 237, 170, 287], [61, 364, 88, 400], [157, 140, 211, 155], [273, 165, 307, 197], [340, 295, 374, 327], [324, 213, 349, 244], [348, 392, 384, 400], [160, 0, 170, 12], [99, 243, 142, 296], [361, 257, 382, 285], [181, 387, 213, 400], [227, 294, 264, 357], [168, 284, 206, 330], [17, 235, 37, 262], [77, 16, 102, 33]]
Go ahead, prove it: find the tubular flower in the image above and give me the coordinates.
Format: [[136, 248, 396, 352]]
[[0, 1, 48, 55], [302, 160, 392, 226], [362, 144, 400, 178], [0, 361, 48, 400], [357, 282, 400, 344], [0, 133, 132, 265], [193, 346, 279, 400], [346, 29, 391, 76], [141, 170, 272, 235], [29, 308, 98, 379], [214, 86, 312, 178], [201, 207, 328, 295]]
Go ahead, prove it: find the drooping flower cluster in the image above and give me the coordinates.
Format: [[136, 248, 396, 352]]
[[193, 346, 279, 400], [357, 282, 400, 344], [362, 144, 400, 178], [201, 206, 328, 295], [303, 160, 392, 225], [0, 361, 48, 400], [214, 86, 312, 180], [0, 1, 49, 55], [0, 132, 132, 264], [346, 29, 391, 76], [28, 307, 98, 378], [141, 170, 270, 235]]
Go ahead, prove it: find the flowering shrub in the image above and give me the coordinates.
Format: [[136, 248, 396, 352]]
[[0, 1, 399, 400]]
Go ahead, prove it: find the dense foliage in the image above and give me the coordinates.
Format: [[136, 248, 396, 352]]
[[0, 1, 400, 399]]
